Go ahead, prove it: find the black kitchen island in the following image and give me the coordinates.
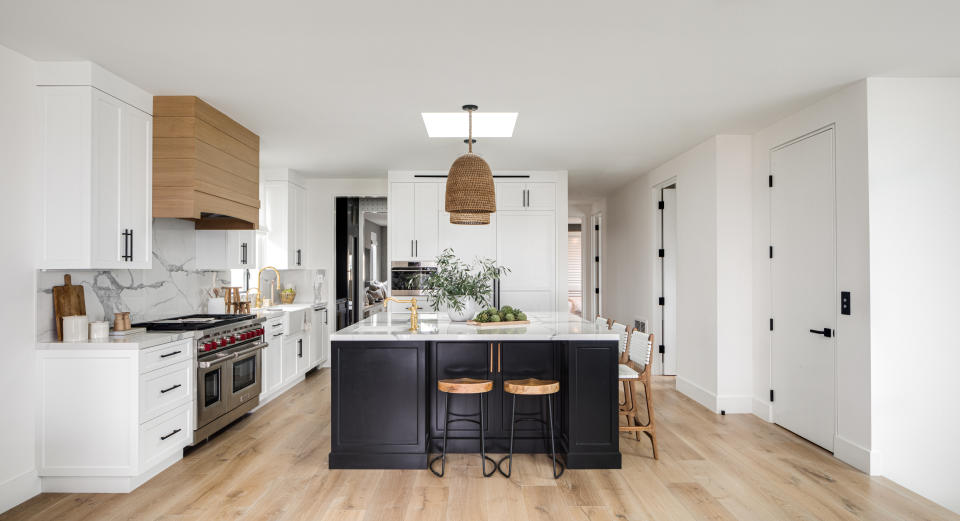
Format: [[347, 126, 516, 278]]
[[328, 312, 621, 469]]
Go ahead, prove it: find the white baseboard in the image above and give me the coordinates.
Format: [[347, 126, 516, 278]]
[[716, 394, 753, 414], [0, 469, 41, 515], [675, 376, 717, 413], [752, 397, 773, 422], [834, 435, 873, 474], [41, 451, 181, 494]]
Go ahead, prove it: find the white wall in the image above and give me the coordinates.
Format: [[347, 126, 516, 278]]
[[867, 78, 960, 513], [0, 44, 42, 513], [601, 136, 752, 413], [304, 178, 388, 312], [750, 81, 873, 471]]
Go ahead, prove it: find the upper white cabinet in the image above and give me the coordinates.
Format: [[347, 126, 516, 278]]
[[388, 171, 568, 313], [195, 230, 257, 270], [390, 182, 439, 261], [38, 72, 153, 269], [262, 175, 308, 269], [496, 181, 556, 211]]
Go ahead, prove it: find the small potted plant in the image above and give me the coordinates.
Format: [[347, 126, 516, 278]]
[[421, 248, 510, 321]]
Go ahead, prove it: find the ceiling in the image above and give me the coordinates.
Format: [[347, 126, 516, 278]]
[[2, 1, 959, 198]]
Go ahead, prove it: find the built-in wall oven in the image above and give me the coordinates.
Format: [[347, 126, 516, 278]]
[[390, 261, 436, 296]]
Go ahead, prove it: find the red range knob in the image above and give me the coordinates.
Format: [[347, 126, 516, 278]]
[[219, 338, 227, 347], [204, 342, 214, 351], [229, 336, 236, 344]]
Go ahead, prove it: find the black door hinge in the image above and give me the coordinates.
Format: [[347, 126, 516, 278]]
[[658, 344, 665, 354], [769, 245, 773, 259], [768, 175, 774, 188], [658, 249, 665, 258], [769, 318, 774, 331], [658, 200, 665, 210], [595, 288, 600, 294], [595, 256, 599, 262], [594, 224, 599, 231], [658, 297, 665, 306], [769, 389, 775, 402]]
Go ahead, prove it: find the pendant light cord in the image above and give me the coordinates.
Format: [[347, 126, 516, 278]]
[[468, 108, 473, 153]]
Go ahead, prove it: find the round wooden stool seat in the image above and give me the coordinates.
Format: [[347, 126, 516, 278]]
[[503, 378, 560, 395], [438, 378, 493, 394]]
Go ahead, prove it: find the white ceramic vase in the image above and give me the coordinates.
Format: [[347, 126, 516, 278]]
[[443, 298, 480, 322]]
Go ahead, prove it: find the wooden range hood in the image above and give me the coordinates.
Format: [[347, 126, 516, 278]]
[[153, 96, 260, 229]]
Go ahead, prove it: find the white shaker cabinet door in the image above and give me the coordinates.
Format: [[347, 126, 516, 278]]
[[495, 182, 526, 211], [122, 103, 153, 268], [391, 182, 416, 260], [90, 89, 125, 269], [413, 183, 439, 260], [497, 212, 556, 311], [439, 183, 497, 263], [524, 182, 556, 211]]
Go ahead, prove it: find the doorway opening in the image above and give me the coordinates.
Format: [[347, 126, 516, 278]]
[[655, 182, 677, 376], [335, 196, 388, 328], [567, 218, 583, 316]]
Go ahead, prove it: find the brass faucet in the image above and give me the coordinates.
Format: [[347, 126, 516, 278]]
[[383, 296, 420, 332], [255, 266, 280, 308]]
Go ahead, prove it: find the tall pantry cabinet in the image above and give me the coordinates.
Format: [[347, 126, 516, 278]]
[[37, 62, 154, 270]]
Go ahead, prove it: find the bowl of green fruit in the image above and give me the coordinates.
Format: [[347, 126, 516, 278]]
[[467, 305, 529, 327]]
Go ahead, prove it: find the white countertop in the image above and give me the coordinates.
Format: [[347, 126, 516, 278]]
[[331, 312, 619, 342], [36, 330, 199, 350]]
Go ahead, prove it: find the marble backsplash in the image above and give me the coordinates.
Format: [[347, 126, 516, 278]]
[[37, 219, 228, 341]]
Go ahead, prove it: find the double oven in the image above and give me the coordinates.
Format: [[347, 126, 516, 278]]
[[195, 317, 267, 442]]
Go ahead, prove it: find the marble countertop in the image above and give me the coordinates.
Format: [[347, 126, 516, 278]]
[[331, 312, 619, 342], [36, 330, 200, 350]]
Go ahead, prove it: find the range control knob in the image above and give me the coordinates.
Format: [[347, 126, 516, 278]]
[[219, 338, 227, 347], [203, 342, 214, 351]]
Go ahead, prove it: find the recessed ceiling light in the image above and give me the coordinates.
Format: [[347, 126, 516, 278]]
[[421, 112, 518, 138]]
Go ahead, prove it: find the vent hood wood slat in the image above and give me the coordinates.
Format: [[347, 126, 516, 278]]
[[153, 96, 260, 229]]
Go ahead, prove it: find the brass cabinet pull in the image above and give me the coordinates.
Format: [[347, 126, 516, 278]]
[[489, 343, 493, 373], [498, 343, 501, 372]]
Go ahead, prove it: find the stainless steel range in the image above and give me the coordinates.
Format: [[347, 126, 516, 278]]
[[135, 314, 267, 443]]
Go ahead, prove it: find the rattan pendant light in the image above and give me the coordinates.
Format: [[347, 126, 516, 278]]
[[445, 105, 495, 225]]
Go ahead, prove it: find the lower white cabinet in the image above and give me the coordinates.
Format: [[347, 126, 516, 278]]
[[309, 306, 328, 367], [262, 316, 285, 397], [282, 333, 303, 385], [37, 339, 194, 493]]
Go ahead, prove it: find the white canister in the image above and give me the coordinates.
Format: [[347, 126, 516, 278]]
[[89, 321, 109, 339], [62, 315, 89, 342], [208, 298, 226, 314]]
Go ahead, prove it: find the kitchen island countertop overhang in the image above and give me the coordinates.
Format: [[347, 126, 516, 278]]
[[329, 312, 623, 470]]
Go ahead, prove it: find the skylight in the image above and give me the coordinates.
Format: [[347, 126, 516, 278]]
[[421, 112, 518, 138]]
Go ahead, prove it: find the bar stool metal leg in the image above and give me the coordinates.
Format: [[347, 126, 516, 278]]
[[429, 392, 450, 477], [479, 393, 495, 477], [547, 394, 564, 479], [497, 393, 518, 477]]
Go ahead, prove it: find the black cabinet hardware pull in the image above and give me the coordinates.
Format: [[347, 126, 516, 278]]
[[159, 350, 181, 358], [160, 428, 181, 440], [298, 339, 303, 357], [160, 384, 182, 393], [273, 332, 284, 337], [809, 328, 833, 338], [130, 229, 133, 262]]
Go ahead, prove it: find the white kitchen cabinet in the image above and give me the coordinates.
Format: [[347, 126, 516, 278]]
[[195, 230, 257, 269], [309, 305, 328, 367], [37, 339, 193, 492], [262, 316, 285, 397], [390, 182, 439, 261], [438, 182, 497, 262], [282, 333, 301, 385], [263, 180, 308, 269], [39, 85, 153, 269], [495, 181, 556, 212], [497, 211, 557, 311]]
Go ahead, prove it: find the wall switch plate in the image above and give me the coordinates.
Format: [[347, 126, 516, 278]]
[[840, 291, 851, 315]]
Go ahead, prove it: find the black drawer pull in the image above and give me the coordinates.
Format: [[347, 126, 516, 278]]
[[159, 350, 182, 358], [160, 384, 182, 394], [160, 428, 181, 441]]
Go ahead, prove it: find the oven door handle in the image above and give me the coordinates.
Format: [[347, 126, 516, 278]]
[[198, 353, 233, 369], [231, 342, 268, 359]]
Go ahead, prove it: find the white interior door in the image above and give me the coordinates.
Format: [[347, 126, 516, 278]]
[[771, 127, 837, 451], [660, 186, 678, 375]]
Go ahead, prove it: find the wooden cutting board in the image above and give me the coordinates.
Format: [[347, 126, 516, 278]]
[[53, 274, 86, 341], [466, 320, 530, 328]]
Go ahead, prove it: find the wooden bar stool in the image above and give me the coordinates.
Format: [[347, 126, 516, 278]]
[[497, 378, 564, 479], [431, 378, 496, 478], [619, 331, 658, 459]]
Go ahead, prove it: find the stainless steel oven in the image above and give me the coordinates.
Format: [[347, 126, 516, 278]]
[[390, 261, 436, 296]]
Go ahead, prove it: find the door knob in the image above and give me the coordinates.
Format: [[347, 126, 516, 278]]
[[809, 328, 833, 338]]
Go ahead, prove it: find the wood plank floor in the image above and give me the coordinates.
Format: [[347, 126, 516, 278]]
[[3, 370, 956, 521]]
